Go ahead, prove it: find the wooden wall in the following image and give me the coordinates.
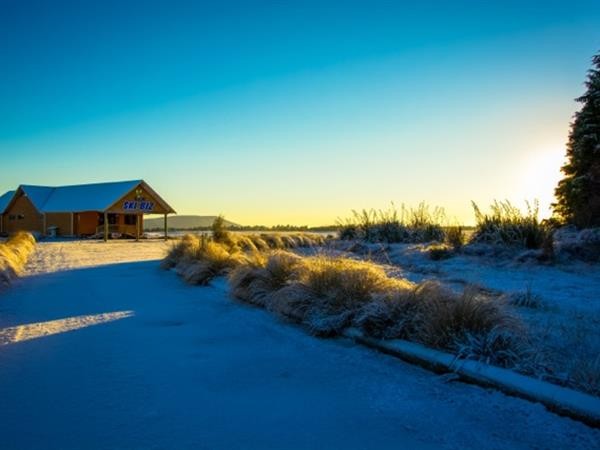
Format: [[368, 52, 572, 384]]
[[46, 213, 73, 236], [3, 194, 44, 234], [76, 212, 99, 235]]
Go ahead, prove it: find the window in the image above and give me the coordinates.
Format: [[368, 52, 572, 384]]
[[124, 215, 137, 226], [8, 215, 15, 221], [17, 214, 25, 220], [98, 214, 119, 225]]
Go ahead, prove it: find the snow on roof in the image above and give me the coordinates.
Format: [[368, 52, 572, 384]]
[[40, 180, 143, 213], [20, 185, 55, 211], [15, 180, 146, 213], [0, 190, 15, 213]]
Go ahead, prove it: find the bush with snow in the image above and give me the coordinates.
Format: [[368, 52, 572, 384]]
[[337, 203, 446, 244], [470, 200, 552, 251], [553, 226, 600, 263]]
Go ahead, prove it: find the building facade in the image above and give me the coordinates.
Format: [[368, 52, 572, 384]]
[[0, 180, 175, 240]]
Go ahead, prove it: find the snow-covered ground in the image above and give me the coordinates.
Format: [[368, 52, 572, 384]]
[[24, 239, 170, 275], [0, 240, 598, 449]]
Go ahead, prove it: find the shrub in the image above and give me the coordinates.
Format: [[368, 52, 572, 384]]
[[411, 284, 522, 354], [229, 251, 301, 307], [337, 203, 446, 244], [470, 200, 552, 249], [162, 231, 327, 285], [426, 243, 454, 260], [445, 226, 465, 249], [162, 235, 241, 284], [211, 215, 232, 244], [507, 285, 544, 309], [228, 251, 525, 366], [0, 232, 36, 288], [553, 226, 600, 262]]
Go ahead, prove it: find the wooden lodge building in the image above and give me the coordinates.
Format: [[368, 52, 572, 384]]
[[0, 180, 175, 240]]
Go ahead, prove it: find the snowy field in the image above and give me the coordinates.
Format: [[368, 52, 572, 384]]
[[0, 240, 598, 449], [23, 239, 171, 275]]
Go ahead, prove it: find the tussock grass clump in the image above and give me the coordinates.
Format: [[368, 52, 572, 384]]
[[162, 230, 326, 285], [209, 214, 326, 252], [229, 251, 302, 307], [507, 285, 545, 309], [162, 235, 245, 285], [338, 203, 446, 244], [445, 226, 465, 249], [228, 252, 526, 366], [426, 243, 455, 260], [0, 232, 36, 288], [471, 200, 552, 250]]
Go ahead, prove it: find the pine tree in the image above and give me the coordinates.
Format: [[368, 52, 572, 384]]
[[553, 52, 600, 228]]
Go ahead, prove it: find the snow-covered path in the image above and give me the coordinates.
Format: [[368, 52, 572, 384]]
[[0, 242, 598, 449]]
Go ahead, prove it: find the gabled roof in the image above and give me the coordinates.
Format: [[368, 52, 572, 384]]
[[0, 190, 16, 214], [20, 185, 55, 211], [6, 180, 175, 214], [40, 180, 142, 212]]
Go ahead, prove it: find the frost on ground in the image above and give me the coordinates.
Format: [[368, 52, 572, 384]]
[[0, 240, 598, 449], [25, 239, 170, 275], [334, 240, 600, 396]]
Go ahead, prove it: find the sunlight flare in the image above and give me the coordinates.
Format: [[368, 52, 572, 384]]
[[517, 147, 566, 218]]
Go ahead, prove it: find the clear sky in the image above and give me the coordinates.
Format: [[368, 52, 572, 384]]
[[1, 1, 599, 225]]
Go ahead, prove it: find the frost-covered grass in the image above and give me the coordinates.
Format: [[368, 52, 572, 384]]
[[228, 251, 526, 368], [470, 200, 553, 251], [337, 203, 446, 244], [0, 232, 36, 288], [525, 310, 600, 397], [161, 232, 327, 285]]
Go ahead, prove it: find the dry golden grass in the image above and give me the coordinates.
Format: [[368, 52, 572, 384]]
[[162, 232, 326, 285], [229, 251, 302, 307], [228, 251, 526, 363], [0, 232, 36, 288]]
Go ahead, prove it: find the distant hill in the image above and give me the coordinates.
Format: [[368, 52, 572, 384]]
[[144, 215, 240, 230]]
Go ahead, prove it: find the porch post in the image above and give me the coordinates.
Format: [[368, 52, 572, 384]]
[[71, 213, 74, 236], [136, 214, 140, 242], [164, 214, 168, 241], [104, 212, 108, 242]]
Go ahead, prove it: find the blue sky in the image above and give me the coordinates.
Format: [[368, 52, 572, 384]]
[[1, 1, 599, 225]]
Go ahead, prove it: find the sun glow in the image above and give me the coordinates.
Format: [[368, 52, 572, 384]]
[[0, 311, 134, 346], [517, 147, 566, 219]]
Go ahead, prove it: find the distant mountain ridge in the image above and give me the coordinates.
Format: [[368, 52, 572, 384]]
[[144, 215, 240, 230]]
